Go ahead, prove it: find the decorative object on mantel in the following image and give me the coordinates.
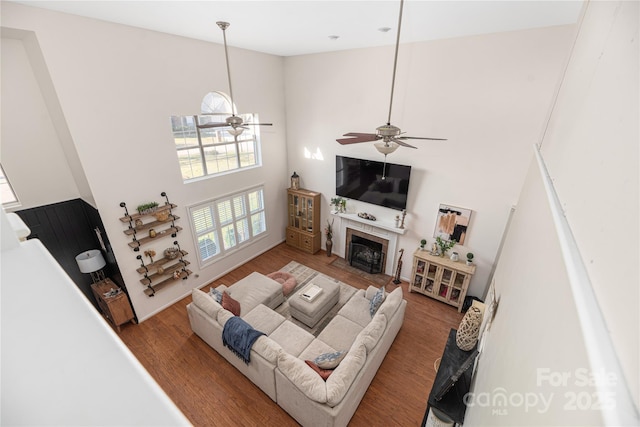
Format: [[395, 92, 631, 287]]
[[466, 252, 474, 266], [434, 204, 472, 245], [291, 171, 300, 190], [435, 236, 457, 258], [331, 197, 346, 214], [357, 212, 376, 221], [399, 209, 406, 229], [393, 248, 404, 285], [450, 251, 459, 262], [394, 215, 400, 228], [456, 304, 483, 351], [324, 219, 334, 257]]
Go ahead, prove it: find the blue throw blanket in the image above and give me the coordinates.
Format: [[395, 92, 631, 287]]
[[222, 316, 265, 364]]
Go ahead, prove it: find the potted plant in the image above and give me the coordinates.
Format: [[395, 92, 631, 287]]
[[435, 236, 457, 257], [419, 239, 427, 250], [136, 201, 159, 215], [466, 252, 474, 266], [330, 197, 344, 214]]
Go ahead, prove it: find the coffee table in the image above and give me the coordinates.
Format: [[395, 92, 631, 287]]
[[289, 276, 340, 328]]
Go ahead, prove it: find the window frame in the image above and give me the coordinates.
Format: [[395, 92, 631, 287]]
[[187, 185, 268, 268], [170, 92, 263, 182], [0, 164, 20, 208]]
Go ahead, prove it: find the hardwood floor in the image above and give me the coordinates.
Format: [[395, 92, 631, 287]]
[[118, 243, 464, 426]]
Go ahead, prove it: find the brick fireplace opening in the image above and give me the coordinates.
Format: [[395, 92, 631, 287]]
[[345, 228, 389, 274]]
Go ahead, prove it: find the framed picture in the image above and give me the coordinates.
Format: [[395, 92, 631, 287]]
[[434, 204, 472, 245]]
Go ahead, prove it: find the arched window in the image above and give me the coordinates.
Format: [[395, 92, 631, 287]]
[[170, 92, 261, 182]]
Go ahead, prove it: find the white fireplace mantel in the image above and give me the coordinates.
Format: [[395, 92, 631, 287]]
[[332, 212, 406, 276]]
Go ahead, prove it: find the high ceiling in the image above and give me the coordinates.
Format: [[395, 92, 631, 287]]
[[12, 1, 583, 56]]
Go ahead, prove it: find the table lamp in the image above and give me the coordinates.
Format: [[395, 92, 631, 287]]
[[76, 249, 106, 283]]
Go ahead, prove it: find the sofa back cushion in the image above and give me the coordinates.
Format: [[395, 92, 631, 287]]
[[325, 342, 367, 407], [192, 288, 222, 318], [353, 312, 387, 354], [277, 352, 328, 403], [377, 287, 403, 321]]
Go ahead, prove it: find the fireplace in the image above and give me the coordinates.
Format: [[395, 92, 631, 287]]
[[346, 228, 389, 274]]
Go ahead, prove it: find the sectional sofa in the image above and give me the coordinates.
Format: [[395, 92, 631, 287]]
[[186, 272, 407, 426]]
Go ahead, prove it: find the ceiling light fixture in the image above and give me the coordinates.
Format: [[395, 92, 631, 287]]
[[378, 27, 392, 33], [328, 35, 340, 40]]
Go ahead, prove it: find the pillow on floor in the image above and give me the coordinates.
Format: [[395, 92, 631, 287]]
[[314, 350, 346, 369], [305, 360, 333, 381], [222, 291, 241, 316], [369, 285, 386, 317]]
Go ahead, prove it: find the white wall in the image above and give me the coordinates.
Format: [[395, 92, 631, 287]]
[[1, 33, 82, 209], [1, 2, 288, 321], [465, 1, 639, 424], [284, 25, 576, 297]]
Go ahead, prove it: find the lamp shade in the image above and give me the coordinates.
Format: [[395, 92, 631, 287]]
[[374, 142, 399, 155], [76, 250, 106, 274]]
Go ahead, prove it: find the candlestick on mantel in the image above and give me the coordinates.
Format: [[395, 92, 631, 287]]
[[399, 210, 406, 229]]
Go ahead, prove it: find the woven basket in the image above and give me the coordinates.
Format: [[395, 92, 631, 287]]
[[154, 210, 170, 222], [456, 306, 482, 351]]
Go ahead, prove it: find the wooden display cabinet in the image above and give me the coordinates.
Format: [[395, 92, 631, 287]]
[[286, 188, 321, 254], [409, 250, 476, 312], [91, 278, 135, 331]]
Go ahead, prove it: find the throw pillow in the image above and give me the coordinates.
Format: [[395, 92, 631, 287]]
[[209, 287, 223, 304], [369, 285, 386, 317], [222, 291, 241, 316], [314, 350, 346, 370], [305, 360, 333, 381]]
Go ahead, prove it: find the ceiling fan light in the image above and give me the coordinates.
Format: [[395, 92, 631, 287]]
[[227, 127, 244, 136], [374, 141, 399, 155]]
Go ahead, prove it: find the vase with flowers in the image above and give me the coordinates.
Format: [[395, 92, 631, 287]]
[[324, 219, 334, 257]]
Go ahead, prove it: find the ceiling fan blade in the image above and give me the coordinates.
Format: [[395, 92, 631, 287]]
[[390, 138, 417, 149], [197, 122, 228, 129], [337, 135, 380, 145], [397, 136, 448, 141], [244, 123, 273, 127], [342, 132, 378, 138]]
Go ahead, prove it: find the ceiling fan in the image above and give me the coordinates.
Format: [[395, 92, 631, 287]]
[[197, 21, 272, 136], [336, 0, 446, 154]]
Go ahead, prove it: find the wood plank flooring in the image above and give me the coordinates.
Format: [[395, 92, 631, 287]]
[[118, 243, 464, 426]]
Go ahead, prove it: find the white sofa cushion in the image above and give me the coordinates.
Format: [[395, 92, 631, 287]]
[[277, 352, 328, 403], [353, 312, 387, 353], [377, 287, 403, 320], [316, 315, 363, 351], [192, 288, 222, 318], [252, 336, 283, 364], [298, 339, 337, 362], [270, 321, 315, 357], [325, 342, 367, 407], [336, 291, 373, 327], [243, 304, 285, 335], [217, 307, 234, 326]]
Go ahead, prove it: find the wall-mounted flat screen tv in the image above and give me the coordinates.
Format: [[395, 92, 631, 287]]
[[336, 155, 411, 211]]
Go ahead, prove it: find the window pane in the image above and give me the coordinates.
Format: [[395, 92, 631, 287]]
[[198, 232, 219, 261], [251, 212, 266, 236], [238, 139, 257, 168], [204, 144, 238, 174], [171, 116, 198, 149], [192, 206, 215, 233], [236, 218, 250, 243], [218, 200, 233, 224], [248, 189, 264, 212], [221, 224, 236, 250], [0, 165, 18, 206], [233, 196, 246, 218], [178, 148, 204, 180], [201, 92, 233, 114]]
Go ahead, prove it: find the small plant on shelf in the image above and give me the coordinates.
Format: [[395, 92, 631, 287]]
[[420, 239, 427, 250], [435, 236, 457, 257], [466, 252, 474, 266], [137, 201, 159, 215]]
